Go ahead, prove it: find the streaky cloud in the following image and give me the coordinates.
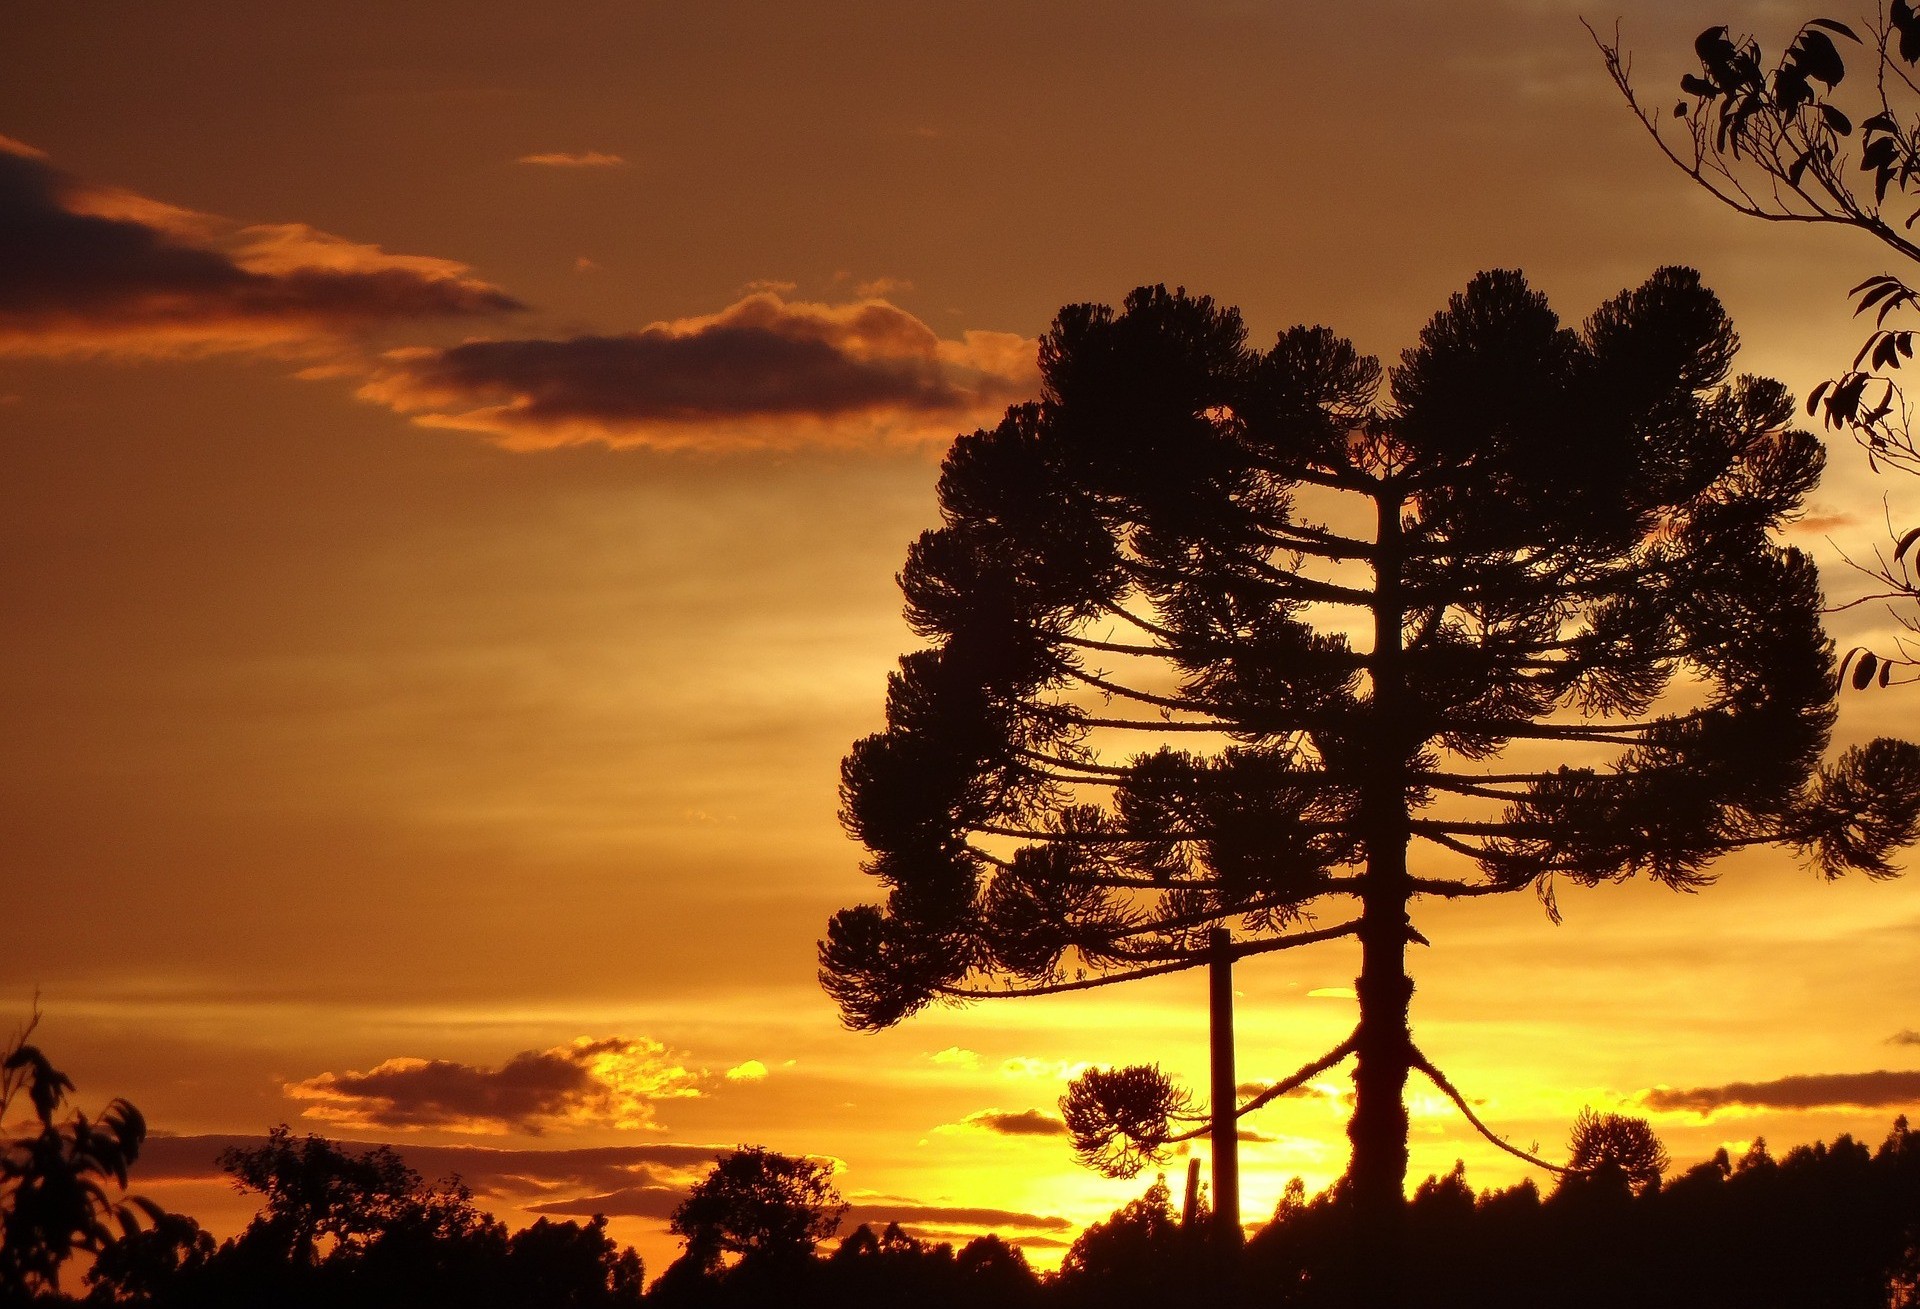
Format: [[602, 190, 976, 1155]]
[[1640, 1068, 1920, 1115], [958, 1108, 1068, 1137], [358, 292, 1038, 452], [139, 1134, 724, 1199], [0, 137, 519, 357], [528, 1184, 1072, 1234], [284, 1036, 700, 1135], [516, 151, 628, 168], [839, 1202, 1072, 1233]]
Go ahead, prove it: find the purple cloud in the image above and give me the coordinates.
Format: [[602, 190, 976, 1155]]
[[0, 136, 518, 356]]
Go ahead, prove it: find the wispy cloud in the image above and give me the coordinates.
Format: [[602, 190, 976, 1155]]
[[955, 1109, 1068, 1137], [284, 1036, 700, 1135], [516, 151, 628, 169], [135, 1135, 1074, 1251], [1890, 1031, 1920, 1046], [0, 136, 1038, 456], [357, 292, 1038, 452], [1786, 509, 1859, 535], [1639, 1069, 1920, 1116], [138, 1134, 722, 1199], [839, 1202, 1071, 1235], [526, 1183, 686, 1220], [1236, 1078, 1330, 1101], [0, 136, 519, 358], [999, 1058, 1090, 1082], [527, 1184, 1072, 1237]]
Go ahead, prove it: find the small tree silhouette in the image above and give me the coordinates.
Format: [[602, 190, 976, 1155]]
[[82, 1210, 215, 1306], [1058, 1175, 1185, 1283], [821, 272, 1920, 1294], [212, 1128, 644, 1306], [503, 1216, 645, 1308], [0, 1011, 160, 1298], [217, 1126, 478, 1268], [1562, 1108, 1670, 1198], [668, 1147, 846, 1270]]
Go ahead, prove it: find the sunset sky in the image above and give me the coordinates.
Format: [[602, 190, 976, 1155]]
[[8, 0, 1920, 1276]]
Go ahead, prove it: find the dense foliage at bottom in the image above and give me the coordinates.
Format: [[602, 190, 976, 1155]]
[[8, 1118, 1920, 1309], [13, 1039, 1920, 1307]]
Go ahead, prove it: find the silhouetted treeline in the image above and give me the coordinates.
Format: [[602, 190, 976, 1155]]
[[646, 1223, 1045, 1309], [596, 1121, 1920, 1309], [17, 1121, 1920, 1306], [1233, 1118, 1920, 1309], [49, 1126, 645, 1309]]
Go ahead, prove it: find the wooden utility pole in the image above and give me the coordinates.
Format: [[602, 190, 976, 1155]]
[[1208, 926, 1240, 1246]]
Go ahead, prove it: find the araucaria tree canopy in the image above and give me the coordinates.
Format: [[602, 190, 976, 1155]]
[[820, 269, 1920, 1230]]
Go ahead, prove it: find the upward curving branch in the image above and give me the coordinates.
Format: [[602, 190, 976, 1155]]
[[1411, 1048, 1569, 1176]]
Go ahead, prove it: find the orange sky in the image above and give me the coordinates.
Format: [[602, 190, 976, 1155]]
[[6, 0, 1920, 1277]]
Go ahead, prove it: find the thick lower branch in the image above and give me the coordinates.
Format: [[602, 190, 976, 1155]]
[[1164, 1039, 1361, 1142], [972, 820, 1346, 843], [934, 917, 1363, 999], [1408, 876, 1509, 899], [1411, 1048, 1567, 1176]]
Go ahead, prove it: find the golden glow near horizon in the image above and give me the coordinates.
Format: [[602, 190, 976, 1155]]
[[6, 0, 1920, 1278]]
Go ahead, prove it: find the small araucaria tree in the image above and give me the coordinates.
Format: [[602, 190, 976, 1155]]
[[820, 270, 1920, 1251]]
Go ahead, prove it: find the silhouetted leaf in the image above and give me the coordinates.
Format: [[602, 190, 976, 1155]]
[[1695, 25, 1734, 62], [1898, 0, 1920, 63], [1792, 30, 1847, 86]]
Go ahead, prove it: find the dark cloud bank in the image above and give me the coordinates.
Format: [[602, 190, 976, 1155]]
[[362, 293, 1037, 449], [0, 138, 518, 352], [1643, 1069, 1920, 1114], [963, 1109, 1068, 1137], [285, 1037, 699, 1134]]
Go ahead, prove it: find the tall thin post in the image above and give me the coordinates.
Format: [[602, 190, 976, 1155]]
[[1208, 926, 1240, 1247]]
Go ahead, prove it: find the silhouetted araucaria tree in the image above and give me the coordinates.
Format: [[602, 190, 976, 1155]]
[[820, 270, 1920, 1258]]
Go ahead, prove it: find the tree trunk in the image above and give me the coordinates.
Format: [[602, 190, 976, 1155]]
[[1347, 484, 1415, 1305], [1349, 875, 1412, 1302]]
